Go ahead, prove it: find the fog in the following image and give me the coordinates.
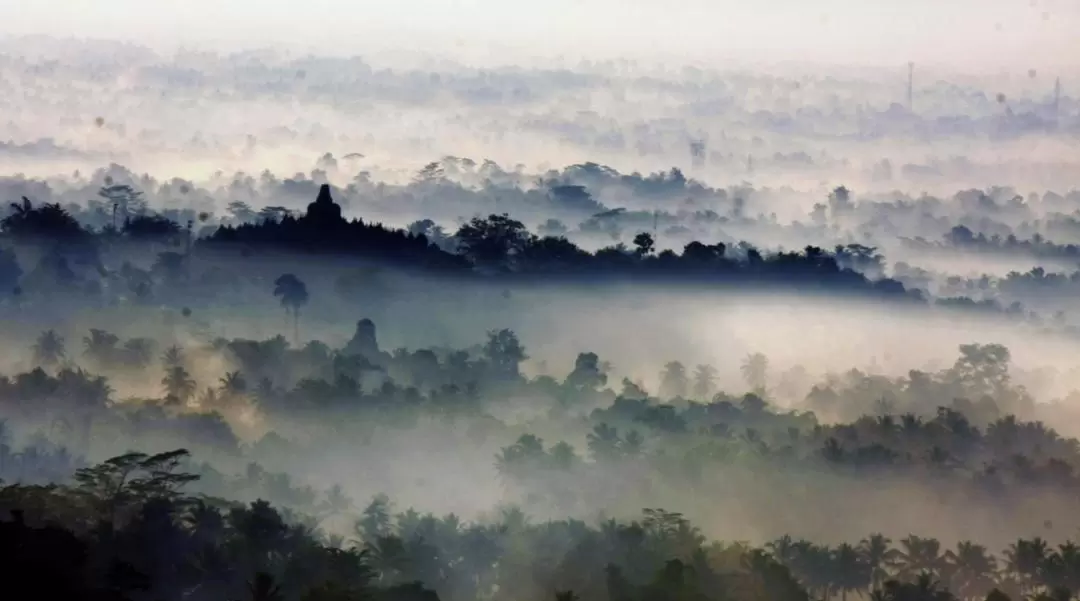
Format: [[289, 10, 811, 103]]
[[6, 0, 1080, 72], [4, 8, 1080, 601]]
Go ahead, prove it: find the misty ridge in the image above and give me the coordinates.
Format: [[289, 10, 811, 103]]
[[4, 30, 1080, 601], [2, 34, 1079, 193]]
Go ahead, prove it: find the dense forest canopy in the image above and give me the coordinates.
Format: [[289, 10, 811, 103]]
[[3, 170, 1080, 601], [2, 28, 1080, 601]]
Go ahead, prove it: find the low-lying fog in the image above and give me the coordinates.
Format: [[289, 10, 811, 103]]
[[4, 12, 1080, 601]]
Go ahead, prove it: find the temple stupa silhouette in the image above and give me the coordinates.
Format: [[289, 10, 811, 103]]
[[305, 184, 342, 224]]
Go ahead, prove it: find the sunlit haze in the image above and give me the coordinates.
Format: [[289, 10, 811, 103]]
[[4, 3, 1080, 601], [5, 0, 1080, 70]]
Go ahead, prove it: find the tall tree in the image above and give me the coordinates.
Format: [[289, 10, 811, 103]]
[[633, 232, 655, 257], [273, 274, 309, 344], [161, 345, 185, 370], [895, 536, 947, 581], [944, 541, 997, 601], [692, 364, 718, 400], [1005, 538, 1049, 596], [162, 365, 197, 404], [660, 361, 688, 399], [860, 534, 898, 592], [454, 214, 531, 270], [121, 338, 155, 369], [564, 352, 607, 392], [33, 329, 66, 367], [741, 352, 769, 395], [833, 543, 871, 601], [98, 184, 146, 222], [83, 328, 120, 368], [482, 328, 527, 379], [219, 371, 248, 399], [355, 494, 393, 545]]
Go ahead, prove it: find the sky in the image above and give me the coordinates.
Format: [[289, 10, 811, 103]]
[[0, 0, 1077, 72]]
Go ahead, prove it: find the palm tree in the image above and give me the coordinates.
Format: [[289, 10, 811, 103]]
[[366, 534, 408, 585], [121, 337, 155, 369], [587, 423, 623, 462], [796, 543, 837, 600], [83, 328, 119, 367], [162, 365, 197, 403], [861, 534, 898, 592], [318, 484, 353, 522], [833, 543, 871, 601], [944, 541, 997, 601], [1049, 541, 1080, 593], [185, 499, 226, 545], [741, 548, 809, 601], [768, 534, 799, 565], [355, 494, 393, 544], [692, 364, 718, 399], [895, 536, 946, 581], [197, 387, 219, 409], [33, 329, 65, 367], [1005, 538, 1049, 596], [219, 371, 247, 398], [3, 197, 85, 238], [273, 274, 309, 344], [56, 367, 112, 452], [659, 361, 688, 399], [877, 573, 957, 601], [741, 352, 769, 395], [161, 345, 185, 369]]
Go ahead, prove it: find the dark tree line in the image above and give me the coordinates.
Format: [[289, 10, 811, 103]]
[[1, 445, 1075, 601]]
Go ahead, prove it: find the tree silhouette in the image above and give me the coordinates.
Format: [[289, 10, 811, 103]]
[[83, 328, 120, 368], [1005, 538, 1049, 596], [247, 572, 284, 601], [633, 232, 655, 257], [564, 352, 607, 392], [741, 353, 768, 395], [162, 365, 197, 403], [691, 365, 717, 400], [121, 338, 155, 369], [220, 371, 248, 398], [3, 197, 87, 240], [895, 536, 947, 581], [861, 534, 898, 592], [833, 543, 871, 601], [273, 274, 309, 344], [455, 214, 530, 270], [33, 329, 66, 367], [98, 184, 145, 223], [660, 361, 688, 399], [161, 345, 185, 370], [945, 541, 997, 601], [483, 329, 527, 379]]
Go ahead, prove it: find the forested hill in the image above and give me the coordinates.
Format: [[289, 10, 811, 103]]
[[203, 184, 917, 299]]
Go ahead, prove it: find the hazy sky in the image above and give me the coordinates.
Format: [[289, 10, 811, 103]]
[[2, 0, 1078, 71]]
